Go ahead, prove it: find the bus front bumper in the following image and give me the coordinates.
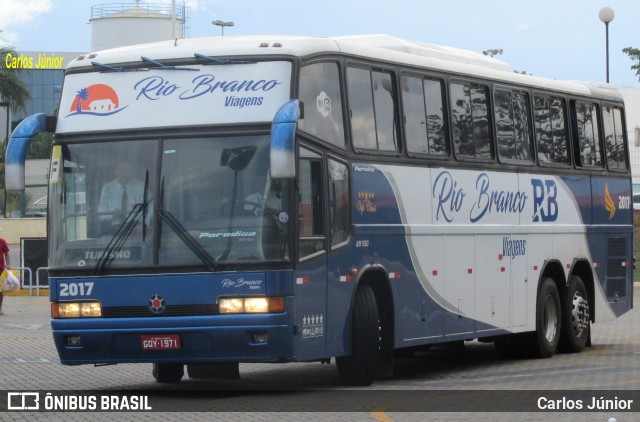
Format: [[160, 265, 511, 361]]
[[51, 316, 295, 365]]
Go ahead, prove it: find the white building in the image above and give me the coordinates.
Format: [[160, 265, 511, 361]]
[[90, 2, 189, 52], [620, 87, 640, 179]]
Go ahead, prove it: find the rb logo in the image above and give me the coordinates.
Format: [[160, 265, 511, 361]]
[[531, 179, 558, 222]]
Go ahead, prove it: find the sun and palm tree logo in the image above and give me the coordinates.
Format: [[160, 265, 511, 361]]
[[67, 84, 126, 117], [75, 87, 90, 113]]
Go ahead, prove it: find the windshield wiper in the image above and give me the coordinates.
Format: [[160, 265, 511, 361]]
[[94, 172, 150, 275], [157, 177, 217, 271], [142, 171, 149, 242], [91, 61, 148, 73], [93, 203, 144, 275], [157, 210, 217, 271], [194, 53, 257, 65], [141, 56, 199, 71]]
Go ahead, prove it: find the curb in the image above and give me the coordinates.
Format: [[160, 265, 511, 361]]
[[3, 289, 49, 297]]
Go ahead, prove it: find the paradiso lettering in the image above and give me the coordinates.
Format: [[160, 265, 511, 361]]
[[432, 171, 559, 223]]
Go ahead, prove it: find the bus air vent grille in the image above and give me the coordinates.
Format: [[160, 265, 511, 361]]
[[101, 304, 219, 318]]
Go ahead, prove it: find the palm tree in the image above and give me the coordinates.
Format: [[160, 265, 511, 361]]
[[75, 87, 89, 113], [0, 32, 30, 113]]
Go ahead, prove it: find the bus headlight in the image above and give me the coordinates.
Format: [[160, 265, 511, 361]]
[[218, 297, 285, 314], [52, 302, 102, 318]]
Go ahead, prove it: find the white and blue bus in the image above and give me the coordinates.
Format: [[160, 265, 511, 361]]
[[6, 34, 633, 385]]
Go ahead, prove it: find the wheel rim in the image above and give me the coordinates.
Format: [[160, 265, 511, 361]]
[[543, 295, 559, 342], [570, 291, 589, 338]]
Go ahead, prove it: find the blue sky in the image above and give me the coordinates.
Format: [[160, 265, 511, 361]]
[[1, 0, 639, 87]]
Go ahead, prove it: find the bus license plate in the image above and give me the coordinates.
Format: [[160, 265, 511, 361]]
[[141, 335, 181, 350]]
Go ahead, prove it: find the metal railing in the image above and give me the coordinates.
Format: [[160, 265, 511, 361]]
[[35, 267, 49, 297], [90, 3, 191, 38], [10, 266, 33, 295], [91, 3, 187, 20]]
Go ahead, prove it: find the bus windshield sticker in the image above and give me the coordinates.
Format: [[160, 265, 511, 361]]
[[316, 91, 331, 117]]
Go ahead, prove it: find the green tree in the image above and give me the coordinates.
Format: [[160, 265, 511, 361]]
[[622, 47, 640, 81], [0, 32, 30, 113]]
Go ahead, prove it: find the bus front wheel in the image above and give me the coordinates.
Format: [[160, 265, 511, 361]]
[[336, 285, 380, 386], [152, 363, 184, 383]]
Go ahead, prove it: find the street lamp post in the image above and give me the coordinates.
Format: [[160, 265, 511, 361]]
[[598, 7, 615, 83], [212, 20, 234, 36]]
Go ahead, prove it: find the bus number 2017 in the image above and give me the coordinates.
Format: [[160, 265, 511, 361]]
[[618, 196, 631, 210], [59, 282, 94, 297]]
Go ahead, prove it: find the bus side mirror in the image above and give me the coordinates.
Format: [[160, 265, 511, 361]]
[[270, 99, 299, 179], [5, 113, 48, 191]]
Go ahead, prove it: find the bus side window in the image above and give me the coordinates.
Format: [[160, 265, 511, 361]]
[[298, 62, 346, 148], [402, 75, 447, 156], [63, 162, 88, 240], [328, 158, 349, 248], [572, 101, 603, 168], [299, 148, 325, 259], [450, 81, 492, 159], [603, 105, 628, 171], [347, 67, 398, 153], [534, 95, 570, 166], [495, 88, 533, 163]]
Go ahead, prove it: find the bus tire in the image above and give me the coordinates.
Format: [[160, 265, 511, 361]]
[[336, 285, 379, 386], [152, 363, 184, 383], [528, 277, 561, 358], [559, 275, 590, 353]]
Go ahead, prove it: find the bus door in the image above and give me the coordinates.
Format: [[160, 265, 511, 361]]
[[294, 146, 328, 360]]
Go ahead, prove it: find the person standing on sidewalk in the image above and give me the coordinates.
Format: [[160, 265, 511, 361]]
[[0, 233, 11, 315]]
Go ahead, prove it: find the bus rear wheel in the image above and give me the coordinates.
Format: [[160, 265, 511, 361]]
[[336, 285, 380, 386], [528, 277, 561, 358], [559, 275, 590, 353], [152, 363, 184, 383]]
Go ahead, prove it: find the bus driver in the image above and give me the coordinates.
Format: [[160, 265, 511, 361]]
[[98, 161, 145, 234]]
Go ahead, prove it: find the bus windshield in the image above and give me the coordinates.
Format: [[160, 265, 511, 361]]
[[48, 134, 290, 270]]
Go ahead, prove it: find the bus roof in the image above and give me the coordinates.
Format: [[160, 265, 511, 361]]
[[68, 34, 623, 101]]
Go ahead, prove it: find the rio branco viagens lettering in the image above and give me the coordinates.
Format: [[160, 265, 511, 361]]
[[133, 74, 282, 101], [432, 171, 559, 223]]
